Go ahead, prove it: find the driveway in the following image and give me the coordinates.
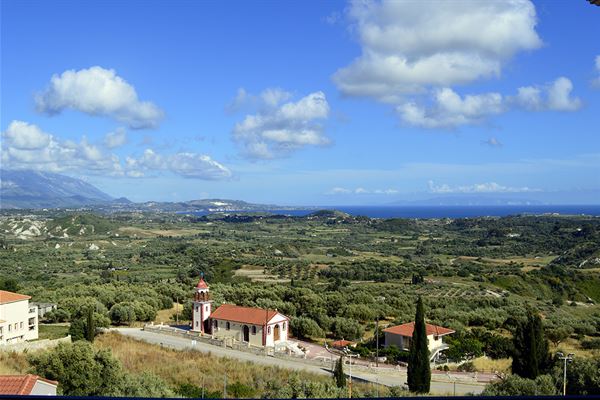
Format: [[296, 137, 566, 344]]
[[111, 328, 486, 395]]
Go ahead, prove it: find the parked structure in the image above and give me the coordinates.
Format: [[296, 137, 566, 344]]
[[191, 276, 289, 347], [383, 321, 454, 361], [0, 375, 58, 395], [0, 290, 38, 345], [31, 303, 57, 320]]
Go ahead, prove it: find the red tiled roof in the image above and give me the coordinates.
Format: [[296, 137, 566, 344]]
[[196, 277, 209, 289], [0, 375, 57, 395], [211, 304, 284, 325], [0, 290, 31, 305], [383, 322, 454, 337], [331, 340, 355, 348]]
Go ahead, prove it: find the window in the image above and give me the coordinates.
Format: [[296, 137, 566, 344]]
[[252, 326, 256, 335], [195, 321, 199, 327], [20, 322, 23, 329], [214, 320, 218, 328], [195, 306, 199, 312], [282, 322, 286, 330], [267, 326, 271, 334], [226, 322, 230, 330], [205, 305, 209, 312]]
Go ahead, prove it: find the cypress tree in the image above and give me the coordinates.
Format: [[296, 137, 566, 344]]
[[333, 356, 346, 388], [407, 297, 430, 393], [85, 308, 96, 342], [512, 310, 550, 378]]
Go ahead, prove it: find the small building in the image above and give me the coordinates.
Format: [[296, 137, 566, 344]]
[[330, 339, 356, 350], [0, 374, 58, 396], [32, 303, 57, 320], [211, 304, 289, 347], [190, 276, 289, 347], [0, 290, 38, 345], [383, 322, 454, 361]]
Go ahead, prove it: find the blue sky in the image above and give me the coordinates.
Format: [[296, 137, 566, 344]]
[[1, 0, 599, 205]]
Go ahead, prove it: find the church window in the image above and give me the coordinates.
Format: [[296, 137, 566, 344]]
[[267, 326, 271, 335], [282, 322, 286, 330], [226, 322, 230, 330], [196, 321, 199, 327], [205, 305, 209, 312], [252, 326, 256, 335]]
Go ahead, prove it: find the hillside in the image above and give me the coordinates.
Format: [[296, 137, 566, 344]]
[[0, 169, 114, 209]]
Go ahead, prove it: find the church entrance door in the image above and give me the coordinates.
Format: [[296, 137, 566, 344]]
[[274, 324, 280, 341]]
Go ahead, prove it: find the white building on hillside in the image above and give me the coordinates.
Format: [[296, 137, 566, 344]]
[[190, 276, 289, 347], [0, 290, 38, 345], [383, 321, 454, 362]]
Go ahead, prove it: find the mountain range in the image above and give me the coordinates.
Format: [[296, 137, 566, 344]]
[[0, 170, 115, 209], [0, 169, 295, 211]]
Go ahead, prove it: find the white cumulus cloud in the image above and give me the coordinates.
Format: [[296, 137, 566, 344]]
[[232, 90, 330, 159], [104, 127, 127, 149], [2, 120, 51, 150], [35, 66, 164, 129], [124, 149, 232, 180], [397, 77, 581, 128], [333, 0, 541, 101], [397, 88, 505, 128], [514, 77, 581, 111]]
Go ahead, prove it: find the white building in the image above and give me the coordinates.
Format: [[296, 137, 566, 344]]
[[383, 321, 454, 361], [190, 277, 289, 347], [0, 290, 39, 345]]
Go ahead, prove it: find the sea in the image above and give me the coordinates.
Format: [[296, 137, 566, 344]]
[[187, 205, 600, 219]]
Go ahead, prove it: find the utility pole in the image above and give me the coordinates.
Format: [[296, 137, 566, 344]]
[[557, 352, 574, 396], [375, 316, 379, 367], [345, 352, 358, 398]]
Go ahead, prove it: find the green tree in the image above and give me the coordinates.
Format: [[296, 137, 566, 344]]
[[547, 326, 572, 347], [482, 375, 557, 395], [512, 311, 551, 379], [28, 342, 125, 396], [407, 297, 430, 393], [86, 307, 96, 342], [333, 357, 346, 388], [291, 316, 323, 339], [0, 277, 20, 292], [109, 302, 136, 325]]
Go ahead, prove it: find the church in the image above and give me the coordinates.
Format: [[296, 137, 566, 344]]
[[191, 276, 289, 348]]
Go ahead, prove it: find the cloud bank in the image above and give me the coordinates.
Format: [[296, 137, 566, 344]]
[[428, 180, 539, 194], [1, 121, 230, 180]]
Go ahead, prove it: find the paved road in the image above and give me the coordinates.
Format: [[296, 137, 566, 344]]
[[112, 328, 485, 395]]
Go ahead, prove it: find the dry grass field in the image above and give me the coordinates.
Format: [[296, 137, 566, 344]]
[[95, 332, 337, 393]]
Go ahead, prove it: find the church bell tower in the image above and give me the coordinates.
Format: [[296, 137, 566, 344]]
[[191, 273, 212, 334]]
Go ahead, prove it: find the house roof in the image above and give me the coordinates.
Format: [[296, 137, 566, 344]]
[[0, 290, 31, 305], [0, 375, 58, 395], [211, 304, 285, 325], [383, 322, 454, 337], [331, 339, 355, 348]]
